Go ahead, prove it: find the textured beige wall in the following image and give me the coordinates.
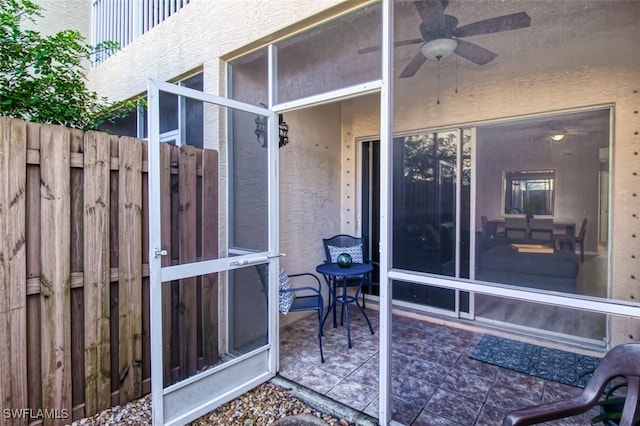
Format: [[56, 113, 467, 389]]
[[278, 104, 342, 326], [29, 0, 92, 70], [30, 0, 91, 38]]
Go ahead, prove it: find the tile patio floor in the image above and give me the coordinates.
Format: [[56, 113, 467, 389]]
[[279, 307, 600, 425]]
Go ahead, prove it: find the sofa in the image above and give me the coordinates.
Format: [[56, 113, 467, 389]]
[[476, 237, 579, 293]]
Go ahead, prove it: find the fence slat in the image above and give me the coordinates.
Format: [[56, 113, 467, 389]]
[[0, 118, 28, 425], [69, 129, 85, 418], [140, 140, 151, 394], [169, 145, 180, 383], [83, 131, 112, 414], [202, 149, 219, 365], [109, 137, 119, 406], [25, 122, 42, 417], [178, 145, 198, 378], [40, 124, 72, 426], [70, 130, 85, 273], [118, 137, 143, 403]]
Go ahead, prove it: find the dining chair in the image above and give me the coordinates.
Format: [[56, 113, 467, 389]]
[[555, 218, 587, 262], [504, 217, 527, 239], [529, 218, 554, 242], [278, 268, 325, 363], [322, 234, 378, 308], [503, 343, 640, 426]]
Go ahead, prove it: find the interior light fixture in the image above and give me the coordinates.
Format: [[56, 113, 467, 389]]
[[420, 38, 458, 60], [550, 134, 566, 142], [421, 38, 458, 105]]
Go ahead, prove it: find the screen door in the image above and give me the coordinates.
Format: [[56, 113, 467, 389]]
[[147, 79, 279, 425]]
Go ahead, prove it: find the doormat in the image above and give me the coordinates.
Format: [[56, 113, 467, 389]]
[[470, 335, 602, 388]]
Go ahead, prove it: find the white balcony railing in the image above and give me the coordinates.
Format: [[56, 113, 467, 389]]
[[92, 0, 190, 66]]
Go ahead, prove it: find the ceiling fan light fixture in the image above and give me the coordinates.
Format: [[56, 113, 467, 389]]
[[420, 38, 458, 60]]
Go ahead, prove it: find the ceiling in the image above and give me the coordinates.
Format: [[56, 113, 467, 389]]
[[477, 109, 610, 144], [391, 0, 639, 73]]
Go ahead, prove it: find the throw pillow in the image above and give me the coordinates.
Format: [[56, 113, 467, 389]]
[[279, 268, 295, 315], [327, 244, 364, 263]]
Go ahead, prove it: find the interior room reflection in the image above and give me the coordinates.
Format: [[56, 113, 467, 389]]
[[474, 108, 609, 345]]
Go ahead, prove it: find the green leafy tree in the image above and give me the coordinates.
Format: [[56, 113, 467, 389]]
[[0, 0, 134, 130]]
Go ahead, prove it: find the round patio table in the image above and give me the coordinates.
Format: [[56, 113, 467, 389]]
[[316, 262, 374, 348]]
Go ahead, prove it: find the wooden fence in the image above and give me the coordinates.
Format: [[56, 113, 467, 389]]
[[0, 118, 219, 425]]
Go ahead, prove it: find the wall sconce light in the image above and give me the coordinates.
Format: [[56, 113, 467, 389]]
[[255, 114, 267, 147], [278, 114, 289, 148], [254, 106, 289, 148]]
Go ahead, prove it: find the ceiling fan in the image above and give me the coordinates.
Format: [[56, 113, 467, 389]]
[[359, 0, 531, 78], [546, 126, 591, 142]]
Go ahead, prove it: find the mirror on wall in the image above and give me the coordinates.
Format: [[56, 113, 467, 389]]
[[503, 170, 555, 216]]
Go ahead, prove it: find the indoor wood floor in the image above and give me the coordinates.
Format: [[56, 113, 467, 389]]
[[474, 249, 608, 346]]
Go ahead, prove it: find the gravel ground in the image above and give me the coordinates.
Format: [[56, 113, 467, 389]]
[[68, 382, 349, 426]]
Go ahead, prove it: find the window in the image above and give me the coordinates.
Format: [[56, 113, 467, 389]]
[[98, 72, 203, 148], [504, 170, 555, 216]]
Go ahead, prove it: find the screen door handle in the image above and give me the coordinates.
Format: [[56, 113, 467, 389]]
[[229, 256, 269, 267], [153, 247, 168, 258]]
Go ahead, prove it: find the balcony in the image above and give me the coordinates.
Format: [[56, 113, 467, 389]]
[[92, 0, 190, 65]]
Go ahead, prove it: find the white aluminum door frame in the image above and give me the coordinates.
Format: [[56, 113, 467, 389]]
[[148, 78, 279, 426]]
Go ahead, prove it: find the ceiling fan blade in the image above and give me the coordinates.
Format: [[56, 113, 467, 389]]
[[399, 52, 428, 78], [357, 38, 424, 55], [453, 12, 531, 38], [454, 39, 497, 65], [414, 0, 446, 31]]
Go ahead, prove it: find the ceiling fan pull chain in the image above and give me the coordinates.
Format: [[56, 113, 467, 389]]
[[436, 56, 441, 105], [455, 56, 458, 94]]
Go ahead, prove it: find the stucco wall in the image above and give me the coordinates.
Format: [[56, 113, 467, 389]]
[[31, 0, 91, 38], [29, 0, 92, 70], [279, 104, 343, 325]]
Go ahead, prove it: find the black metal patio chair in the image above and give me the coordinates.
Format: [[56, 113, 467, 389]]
[[278, 268, 325, 363], [322, 234, 378, 309]]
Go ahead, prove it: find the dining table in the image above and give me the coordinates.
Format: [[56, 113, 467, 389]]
[[488, 218, 576, 242], [315, 262, 374, 348]]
